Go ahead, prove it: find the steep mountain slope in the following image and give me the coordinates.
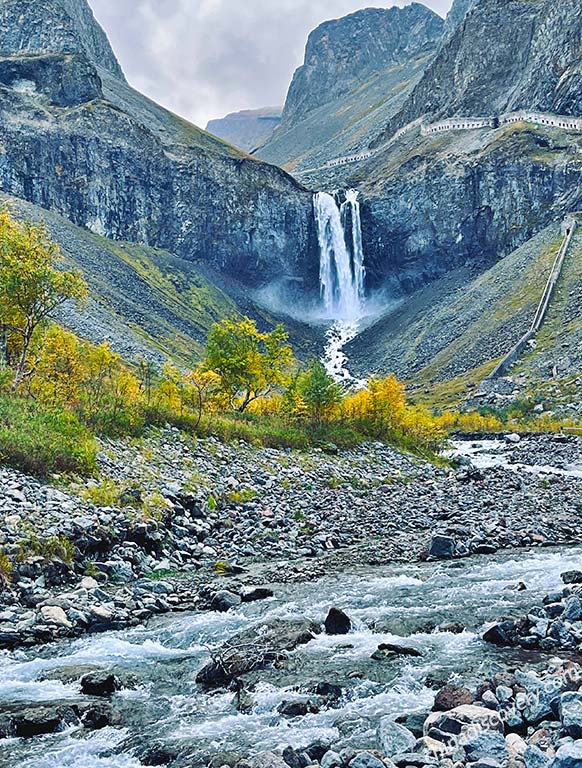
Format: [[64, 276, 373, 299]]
[[206, 107, 282, 152], [0, 0, 318, 291], [256, 3, 444, 171], [349, 221, 582, 406], [2, 192, 320, 365]]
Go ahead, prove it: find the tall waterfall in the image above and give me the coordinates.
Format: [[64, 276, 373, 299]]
[[314, 190, 366, 320]]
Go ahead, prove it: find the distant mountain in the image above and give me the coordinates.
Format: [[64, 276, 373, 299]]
[[257, 3, 444, 171], [207, 107, 282, 152]]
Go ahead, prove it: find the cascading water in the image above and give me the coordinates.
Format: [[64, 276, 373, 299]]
[[314, 190, 367, 383], [314, 190, 366, 321]]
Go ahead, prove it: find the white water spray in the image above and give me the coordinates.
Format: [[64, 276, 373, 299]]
[[314, 190, 366, 321], [314, 189, 367, 382]]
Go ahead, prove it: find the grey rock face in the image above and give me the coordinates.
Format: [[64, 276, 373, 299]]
[[0, 52, 102, 107], [282, 4, 444, 128], [0, 0, 125, 81], [0, 5, 319, 291], [391, 0, 582, 130], [443, 0, 477, 39]]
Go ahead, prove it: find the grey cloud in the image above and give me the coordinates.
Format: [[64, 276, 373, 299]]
[[89, 0, 453, 128]]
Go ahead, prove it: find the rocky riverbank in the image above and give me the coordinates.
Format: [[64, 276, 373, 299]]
[[0, 429, 581, 651]]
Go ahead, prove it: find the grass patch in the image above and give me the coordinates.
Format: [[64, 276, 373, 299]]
[[0, 394, 98, 478]]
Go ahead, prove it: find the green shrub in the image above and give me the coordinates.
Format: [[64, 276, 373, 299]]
[[0, 394, 97, 477], [18, 533, 75, 564]]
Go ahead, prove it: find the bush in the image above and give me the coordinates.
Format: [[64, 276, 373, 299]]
[[0, 394, 97, 477]]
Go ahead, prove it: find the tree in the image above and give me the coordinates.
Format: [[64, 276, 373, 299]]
[[0, 209, 87, 389], [204, 318, 294, 412], [297, 360, 343, 423]]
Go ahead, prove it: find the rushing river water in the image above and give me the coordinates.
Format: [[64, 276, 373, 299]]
[[2, 545, 582, 767]]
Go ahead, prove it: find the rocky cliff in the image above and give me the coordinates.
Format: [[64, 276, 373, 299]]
[[389, 0, 582, 134], [206, 107, 282, 152], [0, 0, 318, 291], [0, 0, 125, 80], [257, 4, 444, 171]]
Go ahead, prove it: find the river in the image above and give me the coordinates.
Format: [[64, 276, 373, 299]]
[[1, 543, 581, 767]]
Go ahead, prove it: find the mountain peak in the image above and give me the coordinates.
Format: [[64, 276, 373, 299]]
[[282, 3, 444, 127], [0, 0, 125, 81]]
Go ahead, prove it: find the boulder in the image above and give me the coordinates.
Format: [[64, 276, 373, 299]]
[[429, 535, 456, 559], [561, 571, 582, 585], [483, 620, 518, 646], [433, 684, 474, 711], [196, 618, 321, 687], [523, 745, 550, 768], [250, 752, 289, 768], [39, 605, 72, 629], [325, 607, 352, 635], [424, 705, 503, 739], [278, 697, 320, 717], [349, 752, 387, 768], [371, 642, 422, 660], [563, 596, 582, 622], [464, 731, 508, 762], [13, 706, 77, 737], [240, 587, 274, 603], [377, 718, 416, 756], [211, 590, 242, 612], [559, 691, 582, 738], [80, 671, 120, 697]]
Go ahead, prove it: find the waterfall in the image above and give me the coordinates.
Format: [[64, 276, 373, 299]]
[[314, 190, 366, 320]]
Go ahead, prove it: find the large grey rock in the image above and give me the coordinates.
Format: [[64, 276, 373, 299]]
[[524, 745, 551, 768], [550, 741, 582, 768], [464, 731, 508, 762], [559, 692, 582, 739], [428, 535, 456, 559], [377, 718, 416, 756], [349, 752, 387, 768], [195, 618, 321, 688]]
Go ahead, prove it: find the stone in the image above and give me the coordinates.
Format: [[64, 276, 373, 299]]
[[39, 605, 72, 628], [559, 691, 582, 738], [483, 621, 517, 646], [324, 607, 352, 635], [377, 718, 416, 756], [210, 590, 242, 613], [563, 597, 582, 622], [80, 671, 120, 697], [250, 752, 289, 768], [349, 752, 386, 768], [371, 642, 422, 660], [321, 751, 342, 768], [278, 698, 319, 717], [424, 705, 504, 738], [196, 619, 320, 687], [429, 535, 456, 559], [550, 741, 582, 768], [13, 706, 76, 737], [561, 571, 582, 585], [433, 685, 474, 711], [464, 732, 508, 762], [523, 745, 550, 768], [240, 587, 274, 603]]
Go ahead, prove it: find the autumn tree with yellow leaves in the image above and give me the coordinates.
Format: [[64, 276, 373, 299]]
[[0, 209, 87, 389]]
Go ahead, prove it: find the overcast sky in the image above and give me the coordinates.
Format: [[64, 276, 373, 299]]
[[88, 0, 453, 129]]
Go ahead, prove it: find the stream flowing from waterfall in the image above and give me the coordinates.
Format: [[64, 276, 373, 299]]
[[314, 190, 367, 383], [1, 544, 581, 767]]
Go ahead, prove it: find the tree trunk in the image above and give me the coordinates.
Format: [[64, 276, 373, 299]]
[[12, 329, 32, 391]]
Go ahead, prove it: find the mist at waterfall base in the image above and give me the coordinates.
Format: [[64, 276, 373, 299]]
[[255, 189, 399, 382]]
